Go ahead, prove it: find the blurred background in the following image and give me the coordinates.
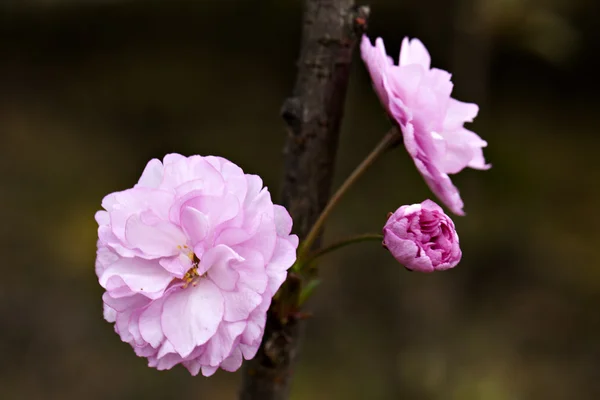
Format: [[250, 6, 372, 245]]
[[1, 0, 599, 399]]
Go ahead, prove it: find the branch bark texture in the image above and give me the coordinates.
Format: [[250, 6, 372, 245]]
[[239, 1, 368, 399]]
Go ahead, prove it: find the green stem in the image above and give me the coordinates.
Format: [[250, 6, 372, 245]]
[[298, 127, 401, 260], [303, 233, 384, 266]]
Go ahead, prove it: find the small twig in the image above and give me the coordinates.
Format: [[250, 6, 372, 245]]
[[298, 127, 401, 260], [302, 233, 384, 266]]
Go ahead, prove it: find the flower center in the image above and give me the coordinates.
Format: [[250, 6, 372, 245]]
[[182, 251, 202, 289]]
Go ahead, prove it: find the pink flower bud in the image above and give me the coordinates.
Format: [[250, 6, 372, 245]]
[[383, 200, 461, 272]]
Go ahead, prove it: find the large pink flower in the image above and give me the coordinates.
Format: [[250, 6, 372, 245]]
[[361, 35, 490, 215], [383, 199, 461, 272], [95, 154, 298, 376]]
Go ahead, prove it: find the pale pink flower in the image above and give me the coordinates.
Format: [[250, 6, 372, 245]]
[[361, 35, 490, 216], [95, 154, 298, 376], [383, 200, 461, 272]]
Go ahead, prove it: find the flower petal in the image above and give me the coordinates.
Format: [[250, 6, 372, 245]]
[[220, 347, 243, 372], [267, 237, 297, 273], [180, 206, 210, 245], [201, 365, 218, 377], [399, 37, 431, 69], [273, 205, 293, 237], [222, 288, 263, 322], [444, 98, 478, 130], [240, 343, 260, 360], [201, 321, 245, 366], [232, 248, 268, 294], [162, 279, 224, 358], [383, 231, 434, 273], [201, 244, 244, 290], [136, 158, 164, 189], [159, 254, 192, 279], [99, 257, 173, 298], [205, 156, 248, 202], [139, 297, 167, 348], [125, 215, 186, 258]]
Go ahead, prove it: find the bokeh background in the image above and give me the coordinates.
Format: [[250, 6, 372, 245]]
[[2, 0, 599, 399]]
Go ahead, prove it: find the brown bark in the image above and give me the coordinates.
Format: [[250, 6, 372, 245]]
[[238, 1, 368, 399]]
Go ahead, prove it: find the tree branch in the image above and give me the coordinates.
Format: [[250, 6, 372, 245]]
[[238, 1, 369, 399]]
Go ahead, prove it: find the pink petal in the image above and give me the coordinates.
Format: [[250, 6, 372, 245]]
[[240, 214, 277, 264], [180, 206, 209, 245], [220, 347, 244, 372], [125, 215, 186, 258], [233, 248, 268, 294], [267, 271, 288, 295], [104, 276, 134, 298], [387, 64, 424, 106], [136, 158, 164, 189], [162, 155, 223, 191], [95, 210, 109, 226], [222, 288, 263, 322], [400, 122, 419, 158], [163, 153, 186, 166], [156, 354, 185, 371], [361, 36, 393, 114], [243, 188, 275, 230], [162, 279, 224, 358], [182, 193, 240, 232], [442, 128, 490, 173], [383, 231, 434, 273], [267, 237, 298, 273], [99, 257, 174, 298], [106, 188, 174, 242], [467, 146, 491, 170], [420, 199, 444, 213], [241, 311, 266, 346], [201, 321, 245, 366], [134, 344, 157, 358], [273, 205, 293, 237], [424, 68, 453, 100], [139, 297, 167, 348], [205, 156, 248, 202], [201, 245, 244, 291], [399, 37, 431, 69], [240, 343, 260, 360], [183, 359, 202, 376], [103, 304, 117, 323], [416, 157, 465, 216], [201, 365, 218, 377], [129, 308, 149, 347], [95, 245, 118, 277], [438, 135, 476, 174], [444, 98, 478, 130], [159, 254, 192, 279], [243, 175, 264, 207], [215, 227, 253, 247]]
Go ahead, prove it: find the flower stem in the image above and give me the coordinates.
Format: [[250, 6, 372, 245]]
[[298, 127, 401, 260], [303, 233, 384, 266]]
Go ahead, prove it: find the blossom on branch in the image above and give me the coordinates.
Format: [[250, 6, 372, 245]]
[[95, 154, 298, 376], [383, 200, 461, 272], [361, 35, 490, 215]]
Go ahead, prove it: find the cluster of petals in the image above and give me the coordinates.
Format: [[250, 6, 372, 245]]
[[361, 35, 490, 215], [95, 154, 298, 376], [383, 199, 461, 272]]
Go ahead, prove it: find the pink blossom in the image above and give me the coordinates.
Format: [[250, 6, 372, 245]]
[[361, 35, 490, 215], [95, 154, 298, 376], [383, 200, 461, 272]]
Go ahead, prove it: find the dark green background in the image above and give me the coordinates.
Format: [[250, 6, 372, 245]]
[[1, 0, 599, 398]]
